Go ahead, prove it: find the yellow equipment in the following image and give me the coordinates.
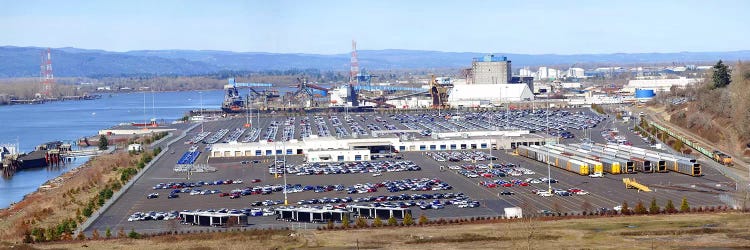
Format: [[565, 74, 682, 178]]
[[623, 178, 651, 192]]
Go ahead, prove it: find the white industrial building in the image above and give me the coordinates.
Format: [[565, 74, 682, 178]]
[[210, 131, 554, 162], [447, 84, 534, 108], [566, 68, 585, 78], [623, 77, 701, 92]]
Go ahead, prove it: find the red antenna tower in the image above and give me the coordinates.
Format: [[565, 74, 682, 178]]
[[350, 40, 359, 86], [40, 48, 54, 98]]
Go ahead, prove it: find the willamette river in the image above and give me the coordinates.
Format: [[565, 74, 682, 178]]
[[0, 90, 224, 208]]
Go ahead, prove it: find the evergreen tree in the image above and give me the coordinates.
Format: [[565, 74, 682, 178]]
[[105, 227, 112, 238], [356, 217, 367, 228], [403, 213, 414, 226], [712, 60, 732, 88], [341, 216, 350, 228], [635, 200, 648, 214], [680, 197, 690, 212], [373, 217, 383, 227], [98, 135, 109, 150], [419, 214, 429, 225], [387, 216, 397, 226], [665, 200, 677, 213], [649, 197, 660, 214]]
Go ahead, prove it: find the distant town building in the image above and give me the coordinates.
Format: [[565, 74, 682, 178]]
[[623, 77, 701, 92], [471, 55, 511, 84], [566, 68, 585, 78]]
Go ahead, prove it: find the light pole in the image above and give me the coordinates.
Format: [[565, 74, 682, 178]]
[[283, 141, 288, 206], [199, 91, 204, 133], [546, 100, 552, 194]]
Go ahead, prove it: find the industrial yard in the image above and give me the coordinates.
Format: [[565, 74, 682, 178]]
[[83, 108, 738, 235]]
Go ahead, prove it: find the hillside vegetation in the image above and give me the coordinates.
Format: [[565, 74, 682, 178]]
[[3, 46, 750, 77], [6, 212, 750, 249], [652, 61, 750, 157]]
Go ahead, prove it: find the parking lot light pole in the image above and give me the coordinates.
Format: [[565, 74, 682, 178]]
[[283, 142, 288, 206]]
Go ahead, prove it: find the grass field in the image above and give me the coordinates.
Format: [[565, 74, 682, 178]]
[[6, 212, 749, 250]]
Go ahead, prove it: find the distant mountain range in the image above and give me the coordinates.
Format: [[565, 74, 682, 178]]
[[1, 46, 750, 77]]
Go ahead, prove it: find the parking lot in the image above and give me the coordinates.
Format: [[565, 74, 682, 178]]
[[86, 109, 736, 234]]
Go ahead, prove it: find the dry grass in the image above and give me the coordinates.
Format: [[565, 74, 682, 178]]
[[0, 152, 137, 242], [17, 212, 750, 250]]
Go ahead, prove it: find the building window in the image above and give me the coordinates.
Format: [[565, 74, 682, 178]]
[[338, 155, 344, 161], [286, 149, 292, 155], [450, 144, 456, 150], [429, 145, 436, 150], [399, 146, 405, 151], [265, 150, 272, 155], [276, 149, 282, 155], [355, 155, 362, 161], [460, 144, 467, 149], [440, 145, 446, 150], [480, 143, 487, 149], [419, 145, 426, 151], [255, 150, 261, 156]]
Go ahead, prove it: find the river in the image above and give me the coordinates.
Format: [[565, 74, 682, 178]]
[[0, 90, 225, 208]]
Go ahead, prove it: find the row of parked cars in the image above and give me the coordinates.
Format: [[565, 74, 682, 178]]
[[531, 188, 588, 197], [128, 211, 179, 221], [269, 160, 421, 176], [152, 179, 251, 190], [427, 151, 496, 162], [456, 163, 536, 179]]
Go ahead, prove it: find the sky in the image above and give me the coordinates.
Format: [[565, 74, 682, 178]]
[[1, 0, 748, 54]]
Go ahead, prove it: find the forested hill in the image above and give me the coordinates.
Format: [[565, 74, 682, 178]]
[[2, 46, 749, 77]]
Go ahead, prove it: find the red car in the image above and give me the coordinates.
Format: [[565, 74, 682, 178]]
[[519, 182, 530, 187], [486, 183, 498, 188], [219, 192, 230, 197], [251, 179, 262, 183], [229, 193, 241, 199], [501, 183, 513, 187]]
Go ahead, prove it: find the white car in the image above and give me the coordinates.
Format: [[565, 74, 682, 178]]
[[589, 172, 604, 178], [448, 166, 462, 170], [372, 172, 382, 177], [575, 191, 589, 195], [537, 191, 553, 197], [234, 179, 243, 184]]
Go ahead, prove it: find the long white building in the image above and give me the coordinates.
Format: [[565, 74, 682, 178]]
[[623, 77, 701, 92], [210, 131, 554, 162]]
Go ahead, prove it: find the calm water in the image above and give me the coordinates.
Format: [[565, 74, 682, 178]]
[[0, 90, 224, 208]]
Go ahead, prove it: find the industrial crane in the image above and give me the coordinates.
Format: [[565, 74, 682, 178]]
[[429, 75, 452, 109], [290, 77, 330, 108], [221, 78, 274, 113]]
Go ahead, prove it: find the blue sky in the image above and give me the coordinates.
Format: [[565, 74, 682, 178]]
[[1, 0, 748, 54]]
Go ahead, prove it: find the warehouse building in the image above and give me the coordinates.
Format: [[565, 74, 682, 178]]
[[209, 131, 554, 162], [448, 83, 534, 107]]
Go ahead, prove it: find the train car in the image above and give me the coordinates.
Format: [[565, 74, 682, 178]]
[[551, 154, 589, 176], [677, 159, 702, 176], [517, 146, 589, 175], [572, 144, 634, 174], [644, 156, 667, 173], [712, 150, 733, 165], [558, 146, 620, 174]]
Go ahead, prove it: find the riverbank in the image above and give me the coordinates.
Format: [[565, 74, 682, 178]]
[[0, 89, 224, 208], [0, 133, 163, 242]]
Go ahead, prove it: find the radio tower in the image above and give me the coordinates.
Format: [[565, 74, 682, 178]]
[[350, 40, 359, 86], [40, 48, 54, 98]]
